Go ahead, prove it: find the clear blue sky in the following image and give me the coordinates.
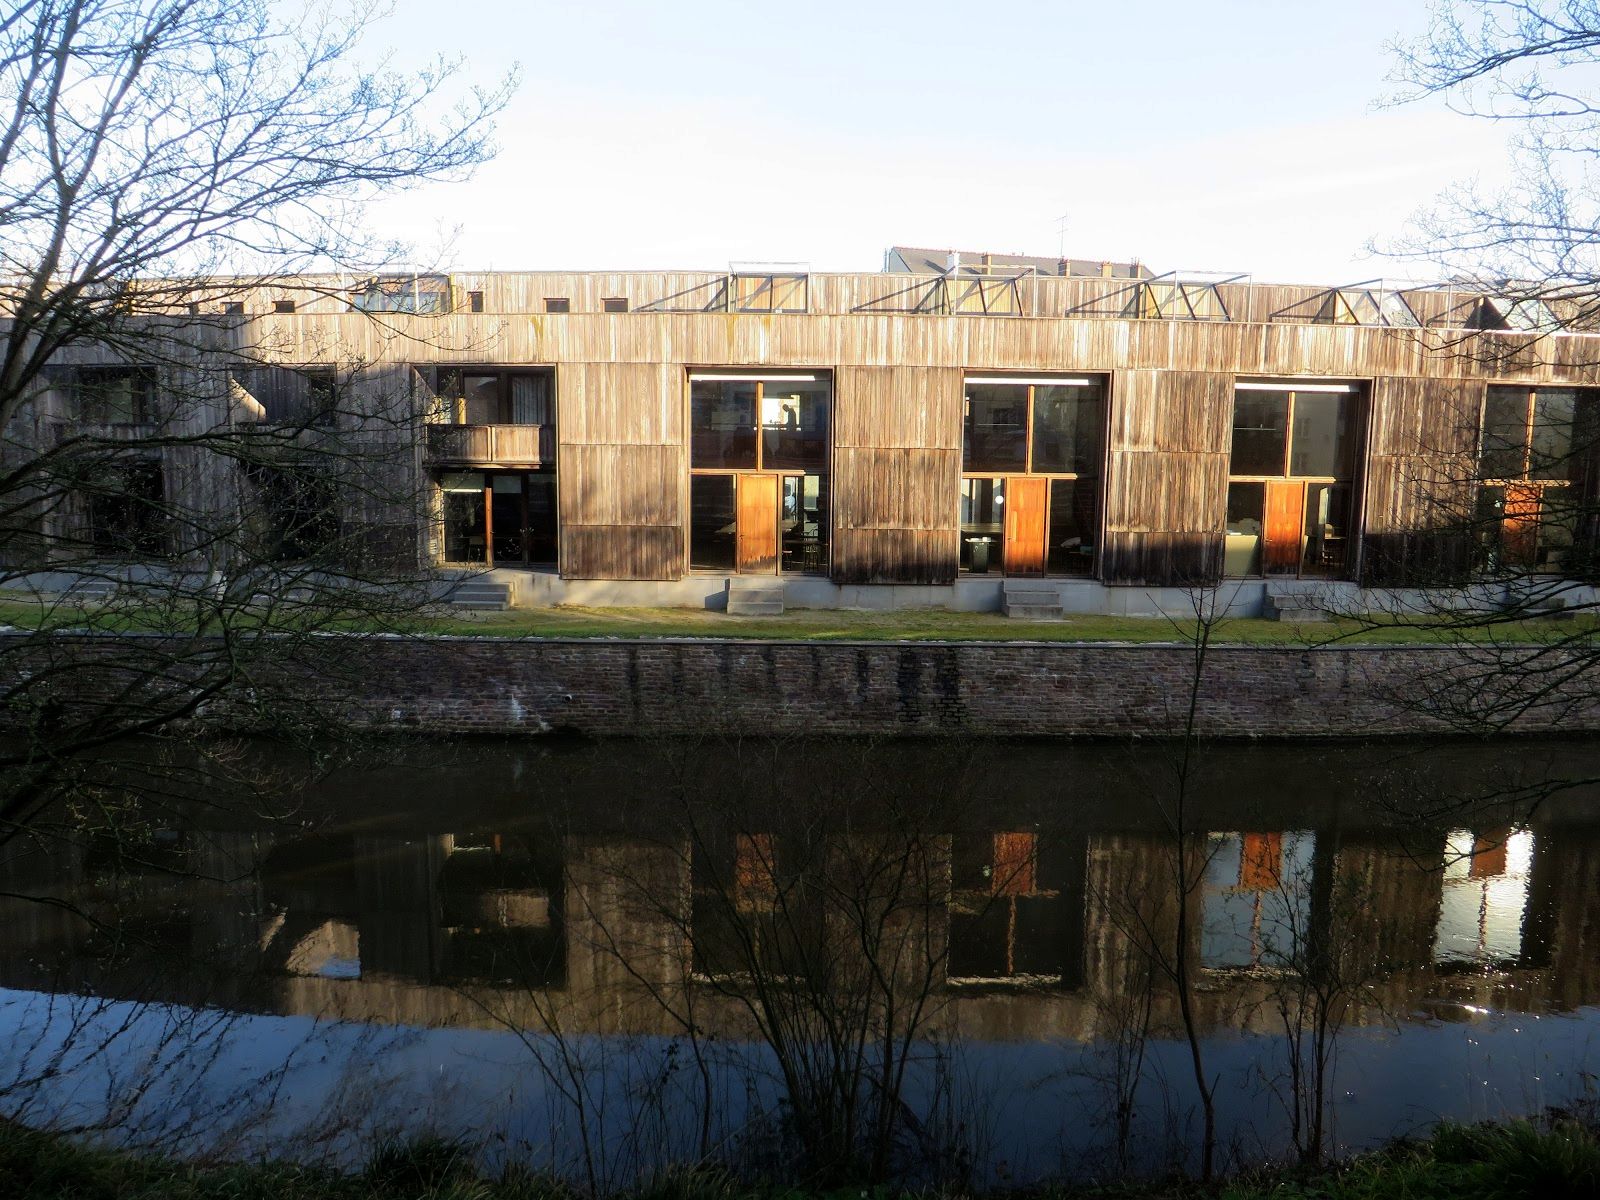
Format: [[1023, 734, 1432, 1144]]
[[361, 0, 1506, 283]]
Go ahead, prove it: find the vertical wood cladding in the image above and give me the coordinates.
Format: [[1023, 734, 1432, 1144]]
[[1362, 376, 1484, 583], [832, 366, 963, 583], [1101, 369, 1232, 584], [557, 362, 684, 579]]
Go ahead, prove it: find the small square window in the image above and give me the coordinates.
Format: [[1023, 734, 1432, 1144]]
[[602, 297, 628, 313], [273, 299, 296, 314], [468, 290, 485, 313], [544, 297, 570, 314]]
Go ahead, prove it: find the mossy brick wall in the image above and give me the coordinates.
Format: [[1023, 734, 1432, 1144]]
[[294, 638, 1600, 738], [5, 634, 1595, 738]]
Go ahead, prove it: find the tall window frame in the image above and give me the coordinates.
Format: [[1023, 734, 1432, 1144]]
[[959, 373, 1106, 577], [1224, 379, 1365, 579], [1476, 383, 1595, 574], [687, 370, 831, 576]]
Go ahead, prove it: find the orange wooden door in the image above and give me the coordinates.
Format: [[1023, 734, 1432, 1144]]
[[1004, 476, 1048, 575], [1502, 484, 1540, 567], [736, 474, 779, 573], [1263, 481, 1305, 575]]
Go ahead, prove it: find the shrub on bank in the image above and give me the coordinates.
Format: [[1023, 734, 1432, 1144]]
[[2, 1116, 1598, 1199]]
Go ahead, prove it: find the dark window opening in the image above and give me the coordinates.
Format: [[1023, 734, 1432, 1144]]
[[949, 832, 1084, 986], [468, 290, 485, 313], [244, 462, 339, 562], [602, 297, 628, 313], [273, 299, 296, 314], [1476, 386, 1598, 575], [88, 460, 167, 558], [689, 474, 736, 571], [222, 301, 245, 315], [544, 297, 570, 314], [75, 366, 155, 425]]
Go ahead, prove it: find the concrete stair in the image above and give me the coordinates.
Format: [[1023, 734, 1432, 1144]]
[[1263, 582, 1330, 622], [445, 579, 514, 611], [727, 577, 784, 616], [1001, 579, 1064, 620], [63, 579, 118, 604]]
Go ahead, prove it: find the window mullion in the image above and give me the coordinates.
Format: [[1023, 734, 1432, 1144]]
[[1025, 385, 1035, 474], [1284, 390, 1296, 477]]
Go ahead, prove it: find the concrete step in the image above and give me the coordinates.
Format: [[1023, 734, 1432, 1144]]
[[64, 580, 118, 603], [1001, 580, 1063, 620], [446, 581, 514, 612], [727, 577, 784, 616], [1262, 582, 1330, 622], [727, 599, 784, 616]]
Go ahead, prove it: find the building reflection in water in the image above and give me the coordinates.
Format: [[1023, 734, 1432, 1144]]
[[1, 739, 1598, 1183]]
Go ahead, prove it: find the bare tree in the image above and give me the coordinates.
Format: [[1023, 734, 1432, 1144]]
[[0, 1, 513, 851]]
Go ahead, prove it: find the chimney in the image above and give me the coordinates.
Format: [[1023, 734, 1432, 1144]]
[[1100, 261, 1112, 278], [945, 250, 960, 275]]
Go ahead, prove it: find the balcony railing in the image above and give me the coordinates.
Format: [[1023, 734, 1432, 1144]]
[[425, 423, 554, 467]]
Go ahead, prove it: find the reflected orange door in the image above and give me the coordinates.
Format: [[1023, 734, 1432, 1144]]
[[1004, 476, 1048, 575], [1263, 481, 1306, 575], [736, 474, 779, 573], [1502, 484, 1540, 567]]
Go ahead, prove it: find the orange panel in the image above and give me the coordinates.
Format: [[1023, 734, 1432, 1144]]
[[1469, 829, 1509, 879], [1263, 482, 1305, 575], [736, 474, 779, 573], [1004, 476, 1048, 575], [735, 833, 778, 912], [1240, 832, 1283, 891], [992, 832, 1038, 896], [1502, 484, 1540, 567]]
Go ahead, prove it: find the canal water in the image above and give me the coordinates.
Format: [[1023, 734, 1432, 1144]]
[[1, 736, 1597, 1187]]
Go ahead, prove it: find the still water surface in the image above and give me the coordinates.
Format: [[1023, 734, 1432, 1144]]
[[1, 736, 1598, 1186]]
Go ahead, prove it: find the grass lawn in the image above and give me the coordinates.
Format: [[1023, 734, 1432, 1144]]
[[406, 604, 1600, 646], [2, 592, 1595, 645]]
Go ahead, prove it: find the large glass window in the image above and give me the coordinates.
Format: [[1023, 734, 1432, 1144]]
[[1226, 382, 1363, 578], [1478, 385, 1596, 572], [961, 375, 1106, 576], [690, 380, 758, 470], [438, 470, 555, 566], [1229, 390, 1290, 476], [438, 369, 554, 427], [964, 385, 1028, 471], [960, 477, 1005, 573], [689, 372, 830, 575], [690, 474, 737, 571]]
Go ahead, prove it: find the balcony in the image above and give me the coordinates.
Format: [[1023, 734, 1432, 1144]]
[[425, 423, 554, 467]]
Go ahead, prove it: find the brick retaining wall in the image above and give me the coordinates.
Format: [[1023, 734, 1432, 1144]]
[[6, 633, 1595, 738], [297, 638, 1600, 738]]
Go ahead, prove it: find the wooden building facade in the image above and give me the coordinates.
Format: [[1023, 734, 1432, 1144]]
[[27, 268, 1600, 601]]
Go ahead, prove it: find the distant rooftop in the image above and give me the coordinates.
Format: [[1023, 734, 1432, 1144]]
[[885, 245, 1154, 280]]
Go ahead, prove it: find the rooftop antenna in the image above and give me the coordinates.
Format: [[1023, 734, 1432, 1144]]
[[1056, 212, 1070, 259]]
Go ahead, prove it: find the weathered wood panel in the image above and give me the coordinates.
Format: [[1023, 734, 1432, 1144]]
[[557, 362, 681, 446], [833, 366, 962, 449], [559, 444, 679, 527], [832, 528, 960, 585], [562, 526, 683, 580], [832, 448, 960, 531], [1101, 369, 1232, 584]]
